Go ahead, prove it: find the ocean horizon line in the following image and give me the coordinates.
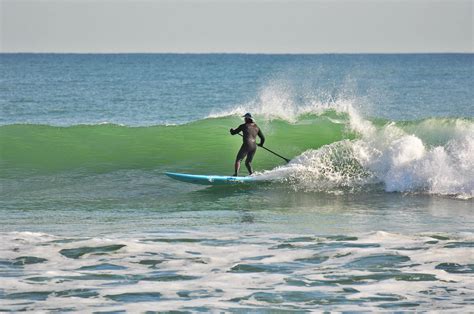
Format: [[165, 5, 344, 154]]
[[1, 51, 472, 55]]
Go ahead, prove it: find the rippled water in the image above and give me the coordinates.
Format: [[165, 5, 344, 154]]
[[1, 231, 473, 312]]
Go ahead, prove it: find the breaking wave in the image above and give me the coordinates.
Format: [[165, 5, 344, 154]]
[[1, 94, 472, 198]]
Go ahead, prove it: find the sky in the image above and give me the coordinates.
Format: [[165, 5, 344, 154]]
[[1, 0, 472, 53]]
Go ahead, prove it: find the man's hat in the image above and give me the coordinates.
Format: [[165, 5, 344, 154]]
[[242, 112, 254, 120]]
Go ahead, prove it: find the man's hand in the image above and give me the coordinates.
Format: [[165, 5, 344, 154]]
[[257, 143, 263, 147], [229, 128, 234, 135]]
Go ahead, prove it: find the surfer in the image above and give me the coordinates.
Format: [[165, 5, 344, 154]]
[[230, 113, 265, 176]]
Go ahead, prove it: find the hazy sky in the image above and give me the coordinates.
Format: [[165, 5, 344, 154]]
[[1, 0, 472, 53]]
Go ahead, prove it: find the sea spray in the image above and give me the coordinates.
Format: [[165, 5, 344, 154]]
[[258, 141, 375, 193], [208, 82, 360, 124], [259, 106, 473, 198]]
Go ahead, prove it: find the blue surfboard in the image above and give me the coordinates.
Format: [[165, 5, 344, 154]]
[[165, 172, 257, 185]]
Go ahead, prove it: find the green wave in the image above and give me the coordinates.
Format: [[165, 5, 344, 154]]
[[0, 113, 353, 177]]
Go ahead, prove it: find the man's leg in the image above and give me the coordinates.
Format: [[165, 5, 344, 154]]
[[234, 146, 247, 176], [244, 160, 253, 175], [233, 160, 240, 176], [245, 148, 256, 175]]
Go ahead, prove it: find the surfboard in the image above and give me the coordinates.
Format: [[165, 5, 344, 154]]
[[165, 172, 257, 185]]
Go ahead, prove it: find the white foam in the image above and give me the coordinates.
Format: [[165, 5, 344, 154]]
[[1, 230, 473, 312], [213, 80, 473, 198], [255, 103, 474, 198], [207, 81, 357, 123], [353, 122, 474, 197]]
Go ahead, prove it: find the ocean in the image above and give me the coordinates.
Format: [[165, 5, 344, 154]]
[[0, 53, 473, 312]]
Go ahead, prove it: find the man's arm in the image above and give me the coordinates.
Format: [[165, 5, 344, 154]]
[[257, 128, 265, 146], [230, 124, 243, 135]]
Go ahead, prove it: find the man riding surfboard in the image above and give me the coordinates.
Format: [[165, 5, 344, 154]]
[[230, 113, 265, 176]]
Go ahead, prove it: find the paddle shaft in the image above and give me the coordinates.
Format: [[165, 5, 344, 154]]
[[237, 133, 290, 163]]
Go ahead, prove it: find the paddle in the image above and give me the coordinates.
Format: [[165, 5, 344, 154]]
[[238, 133, 291, 163]]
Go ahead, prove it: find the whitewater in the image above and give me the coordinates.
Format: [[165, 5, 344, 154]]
[[0, 53, 473, 312], [259, 109, 473, 199]]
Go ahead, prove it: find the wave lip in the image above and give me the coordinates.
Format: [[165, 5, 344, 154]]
[[208, 85, 357, 124]]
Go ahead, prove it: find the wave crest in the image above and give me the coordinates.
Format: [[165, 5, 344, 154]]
[[260, 108, 474, 199], [208, 81, 359, 123]]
